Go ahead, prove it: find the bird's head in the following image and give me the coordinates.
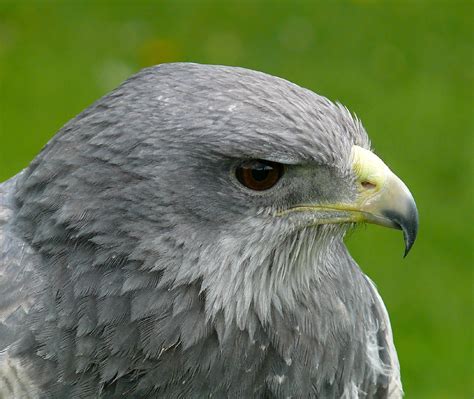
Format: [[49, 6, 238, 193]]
[[15, 63, 418, 328]]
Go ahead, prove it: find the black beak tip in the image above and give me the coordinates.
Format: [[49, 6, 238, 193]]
[[401, 220, 418, 258], [403, 227, 417, 257], [383, 203, 419, 258]]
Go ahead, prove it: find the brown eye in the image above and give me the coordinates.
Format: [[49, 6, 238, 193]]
[[235, 160, 284, 191]]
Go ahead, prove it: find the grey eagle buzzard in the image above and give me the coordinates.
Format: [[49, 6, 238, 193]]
[[0, 63, 418, 398]]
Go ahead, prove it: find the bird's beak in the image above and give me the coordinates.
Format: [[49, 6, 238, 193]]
[[282, 145, 419, 256]]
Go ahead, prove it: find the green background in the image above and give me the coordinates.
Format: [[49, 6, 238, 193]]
[[0, 1, 472, 397]]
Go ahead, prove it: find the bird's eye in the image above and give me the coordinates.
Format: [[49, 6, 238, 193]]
[[235, 160, 284, 191]]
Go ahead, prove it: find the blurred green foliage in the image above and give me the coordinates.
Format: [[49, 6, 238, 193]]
[[0, 1, 472, 397]]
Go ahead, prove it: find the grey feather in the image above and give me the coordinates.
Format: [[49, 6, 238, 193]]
[[0, 63, 402, 398]]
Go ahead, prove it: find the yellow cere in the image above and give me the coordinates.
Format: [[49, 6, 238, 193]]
[[350, 145, 391, 192]]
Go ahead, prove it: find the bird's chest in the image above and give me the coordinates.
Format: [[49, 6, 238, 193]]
[[132, 317, 369, 399]]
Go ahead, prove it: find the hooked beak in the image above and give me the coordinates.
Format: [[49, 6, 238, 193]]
[[281, 145, 419, 256]]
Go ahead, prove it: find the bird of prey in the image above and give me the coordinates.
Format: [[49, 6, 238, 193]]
[[0, 63, 418, 398]]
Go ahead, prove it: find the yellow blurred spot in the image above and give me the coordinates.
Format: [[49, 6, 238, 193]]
[[138, 38, 181, 66]]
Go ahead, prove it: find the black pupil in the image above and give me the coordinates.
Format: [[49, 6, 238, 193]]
[[251, 164, 271, 181]]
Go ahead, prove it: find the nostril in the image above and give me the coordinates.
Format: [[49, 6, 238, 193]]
[[361, 181, 376, 190]]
